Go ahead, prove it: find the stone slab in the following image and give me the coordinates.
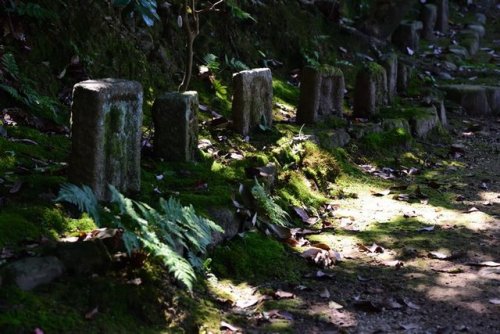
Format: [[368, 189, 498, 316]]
[[4, 256, 65, 290]]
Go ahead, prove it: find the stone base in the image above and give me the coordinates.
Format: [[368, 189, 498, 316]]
[[442, 85, 492, 115]]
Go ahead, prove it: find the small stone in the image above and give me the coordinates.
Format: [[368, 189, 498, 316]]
[[442, 61, 457, 71], [466, 24, 485, 39], [448, 45, 470, 59], [70, 79, 143, 201], [320, 128, 351, 149], [56, 239, 112, 275], [458, 30, 480, 56], [208, 208, 241, 246], [474, 13, 487, 25], [409, 106, 440, 138], [4, 256, 65, 290], [439, 72, 453, 80], [382, 118, 411, 133], [297, 66, 345, 124], [232, 68, 273, 136], [0, 125, 7, 138], [152, 91, 199, 162]]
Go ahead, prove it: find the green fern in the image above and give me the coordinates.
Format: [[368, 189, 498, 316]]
[[56, 184, 223, 291], [251, 180, 290, 227], [55, 184, 100, 224]]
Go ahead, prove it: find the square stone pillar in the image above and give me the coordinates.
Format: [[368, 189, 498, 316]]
[[353, 63, 387, 118], [70, 79, 143, 201], [432, 0, 449, 33], [297, 66, 345, 124], [380, 54, 398, 104], [232, 68, 273, 136], [152, 91, 199, 162]]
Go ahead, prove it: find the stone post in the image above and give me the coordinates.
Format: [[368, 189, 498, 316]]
[[353, 63, 387, 118], [380, 54, 398, 104], [397, 62, 411, 94], [297, 66, 345, 124], [152, 91, 199, 162], [232, 68, 273, 136], [392, 21, 422, 52], [70, 79, 143, 201], [432, 0, 449, 33], [420, 4, 437, 40]]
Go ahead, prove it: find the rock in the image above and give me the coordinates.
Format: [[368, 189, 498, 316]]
[[397, 62, 411, 94], [474, 13, 487, 25], [410, 106, 440, 138], [485, 86, 500, 114], [382, 118, 411, 133], [442, 85, 491, 115], [448, 45, 470, 59], [353, 63, 387, 117], [458, 30, 480, 56], [70, 79, 143, 201], [420, 4, 437, 40], [466, 24, 485, 38], [442, 61, 457, 71], [208, 208, 241, 246], [320, 128, 351, 149], [4, 256, 65, 290], [438, 72, 453, 80], [56, 239, 112, 275], [348, 123, 383, 140], [432, 0, 449, 33], [297, 66, 345, 124], [392, 21, 422, 52], [152, 91, 199, 162], [232, 68, 273, 136], [380, 54, 398, 103]]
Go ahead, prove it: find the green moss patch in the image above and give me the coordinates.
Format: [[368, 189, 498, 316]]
[[210, 232, 308, 283]]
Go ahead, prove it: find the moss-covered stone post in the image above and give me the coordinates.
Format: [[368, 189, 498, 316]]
[[152, 91, 199, 162], [70, 79, 143, 201], [232, 68, 273, 136], [420, 4, 437, 40], [297, 66, 345, 124], [353, 63, 387, 118], [380, 54, 398, 104], [431, 0, 449, 33]]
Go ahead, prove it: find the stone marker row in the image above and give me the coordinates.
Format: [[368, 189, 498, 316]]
[[70, 68, 274, 200]]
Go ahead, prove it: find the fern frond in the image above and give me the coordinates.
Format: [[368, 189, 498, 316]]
[[55, 184, 100, 224], [251, 180, 289, 227], [1, 53, 20, 80]]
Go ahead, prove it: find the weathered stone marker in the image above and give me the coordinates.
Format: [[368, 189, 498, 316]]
[[392, 21, 422, 52], [380, 54, 398, 103], [442, 85, 491, 115], [420, 4, 437, 40], [353, 63, 387, 118], [397, 62, 411, 94], [458, 30, 480, 56], [152, 91, 199, 162], [432, 0, 449, 33], [70, 79, 143, 201], [232, 68, 273, 136], [297, 66, 345, 124]]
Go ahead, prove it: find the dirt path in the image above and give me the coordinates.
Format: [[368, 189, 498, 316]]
[[211, 113, 499, 334]]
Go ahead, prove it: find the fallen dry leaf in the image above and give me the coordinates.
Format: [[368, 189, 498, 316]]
[[489, 298, 500, 305], [220, 321, 241, 332], [85, 306, 99, 320], [274, 290, 295, 299]]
